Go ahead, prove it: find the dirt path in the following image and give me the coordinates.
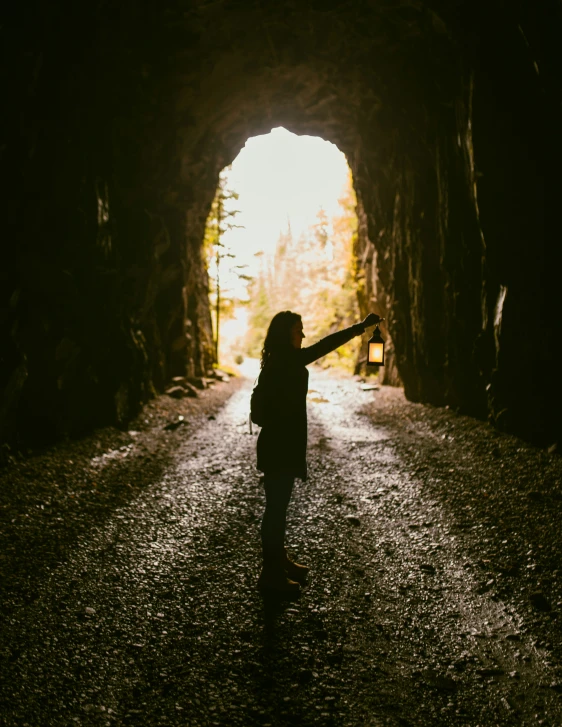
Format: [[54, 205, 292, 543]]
[[1, 368, 561, 726]]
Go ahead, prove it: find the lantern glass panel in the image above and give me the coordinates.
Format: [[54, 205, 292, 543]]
[[369, 342, 384, 364]]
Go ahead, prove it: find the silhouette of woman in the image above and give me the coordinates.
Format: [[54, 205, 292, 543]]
[[256, 310, 382, 593]]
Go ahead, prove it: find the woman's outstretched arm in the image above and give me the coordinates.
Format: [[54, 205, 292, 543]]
[[298, 314, 381, 367]]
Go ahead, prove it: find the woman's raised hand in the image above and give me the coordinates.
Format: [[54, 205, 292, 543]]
[[361, 312, 383, 328]]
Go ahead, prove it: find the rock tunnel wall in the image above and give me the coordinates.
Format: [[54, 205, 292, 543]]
[[1, 1, 561, 448]]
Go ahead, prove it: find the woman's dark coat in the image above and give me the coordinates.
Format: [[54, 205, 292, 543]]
[[256, 323, 365, 480]]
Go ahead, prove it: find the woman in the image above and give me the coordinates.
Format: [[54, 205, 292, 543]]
[[256, 310, 382, 593]]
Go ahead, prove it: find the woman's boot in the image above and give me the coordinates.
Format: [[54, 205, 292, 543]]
[[284, 549, 309, 584], [258, 549, 300, 594]]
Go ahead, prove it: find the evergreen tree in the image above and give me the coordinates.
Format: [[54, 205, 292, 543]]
[[204, 168, 245, 363]]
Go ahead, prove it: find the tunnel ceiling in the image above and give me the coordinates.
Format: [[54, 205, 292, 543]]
[[2, 0, 561, 448]]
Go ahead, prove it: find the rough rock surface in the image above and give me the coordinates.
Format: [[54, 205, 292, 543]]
[[1, 1, 561, 447], [1, 369, 561, 725]]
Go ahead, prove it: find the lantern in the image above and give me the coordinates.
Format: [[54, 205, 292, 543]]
[[367, 325, 385, 366]]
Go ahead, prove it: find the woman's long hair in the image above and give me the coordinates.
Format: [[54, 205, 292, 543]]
[[260, 311, 302, 369]]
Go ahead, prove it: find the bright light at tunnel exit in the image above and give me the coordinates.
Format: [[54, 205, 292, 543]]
[[215, 127, 352, 362]]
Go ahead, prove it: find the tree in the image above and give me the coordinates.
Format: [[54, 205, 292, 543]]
[[245, 253, 272, 358], [204, 168, 245, 363]]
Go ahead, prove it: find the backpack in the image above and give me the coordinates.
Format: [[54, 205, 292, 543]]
[[250, 377, 266, 429]]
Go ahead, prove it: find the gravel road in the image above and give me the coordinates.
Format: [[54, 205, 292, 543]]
[[1, 366, 561, 726]]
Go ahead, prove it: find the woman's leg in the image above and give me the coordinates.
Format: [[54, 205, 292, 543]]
[[260, 473, 295, 571]]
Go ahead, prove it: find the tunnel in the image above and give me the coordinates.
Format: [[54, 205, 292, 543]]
[[2, 0, 561, 449]]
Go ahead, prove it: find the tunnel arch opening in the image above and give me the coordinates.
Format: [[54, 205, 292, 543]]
[[201, 126, 386, 377]]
